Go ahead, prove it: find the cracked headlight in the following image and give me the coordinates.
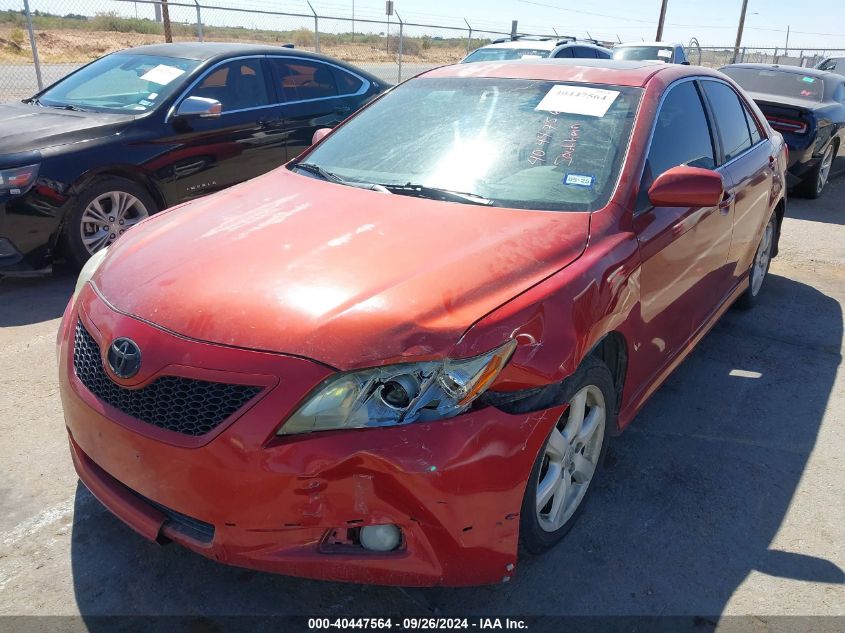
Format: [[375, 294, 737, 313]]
[[278, 339, 517, 435]]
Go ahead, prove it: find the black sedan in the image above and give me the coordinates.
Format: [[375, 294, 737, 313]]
[[721, 63, 845, 198], [0, 43, 385, 273]]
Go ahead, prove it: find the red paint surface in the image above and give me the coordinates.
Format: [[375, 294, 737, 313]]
[[59, 61, 786, 585]]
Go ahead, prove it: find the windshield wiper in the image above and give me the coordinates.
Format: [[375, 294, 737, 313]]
[[22, 97, 42, 106], [292, 162, 390, 193], [380, 184, 493, 206]]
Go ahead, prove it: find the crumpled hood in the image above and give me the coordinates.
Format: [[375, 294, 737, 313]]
[[0, 103, 133, 154], [94, 169, 590, 370]]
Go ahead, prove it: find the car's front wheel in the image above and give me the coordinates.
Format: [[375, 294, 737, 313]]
[[63, 177, 157, 268], [520, 356, 616, 554]]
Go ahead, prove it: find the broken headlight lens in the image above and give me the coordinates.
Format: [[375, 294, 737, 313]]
[[277, 339, 517, 435]]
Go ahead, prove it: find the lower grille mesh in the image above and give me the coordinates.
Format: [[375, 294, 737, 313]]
[[73, 320, 262, 436]]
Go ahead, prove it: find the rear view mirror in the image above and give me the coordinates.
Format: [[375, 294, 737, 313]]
[[312, 128, 332, 145], [176, 96, 222, 119], [648, 166, 724, 208]]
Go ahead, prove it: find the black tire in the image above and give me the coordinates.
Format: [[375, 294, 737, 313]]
[[519, 355, 616, 555], [735, 211, 777, 310], [62, 177, 157, 269], [796, 142, 836, 199]]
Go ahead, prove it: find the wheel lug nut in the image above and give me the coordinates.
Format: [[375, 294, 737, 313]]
[[119, 220, 124, 225], [109, 217, 115, 222], [110, 234, 116, 239]]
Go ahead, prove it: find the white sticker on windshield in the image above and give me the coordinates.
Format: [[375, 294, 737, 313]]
[[141, 64, 185, 85], [535, 85, 620, 117], [147, 92, 159, 100], [657, 49, 673, 58], [564, 173, 594, 187]]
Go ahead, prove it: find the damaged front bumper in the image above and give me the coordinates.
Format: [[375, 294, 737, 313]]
[[59, 288, 564, 586]]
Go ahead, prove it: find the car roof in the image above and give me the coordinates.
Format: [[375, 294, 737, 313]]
[[616, 41, 680, 47], [115, 42, 330, 62], [421, 58, 707, 87], [723, 63, 836, 79], [476, 39, 560, 51], [554, 42, 611, 51]]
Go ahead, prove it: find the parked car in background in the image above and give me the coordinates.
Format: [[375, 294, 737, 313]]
[[462, 36, 610, 63], [816, 56, 845, 72], [462, 36, 563, 62], [60, 59, 786, 587], [550, 41, 612, 59], [0, 42, 385, 273], [613, 41, 689, 64], [721, 63, 845, 198]]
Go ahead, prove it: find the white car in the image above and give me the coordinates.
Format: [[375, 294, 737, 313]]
[[461, 37, 561, 63], [613, 41, 689, 64]]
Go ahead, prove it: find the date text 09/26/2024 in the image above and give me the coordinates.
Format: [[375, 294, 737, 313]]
[[307, 618, 528, 630]]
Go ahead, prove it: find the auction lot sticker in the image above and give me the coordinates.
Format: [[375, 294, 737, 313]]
[[536, 85, 620, 117]]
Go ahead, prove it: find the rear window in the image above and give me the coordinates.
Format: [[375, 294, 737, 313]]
[[613, 46, 674, 62], [721, 67, 824, 102], [463, 47, 551, 63]]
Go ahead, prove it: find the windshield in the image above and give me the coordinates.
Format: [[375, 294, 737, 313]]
[[463, 47, 551, 62], [720, 67, 824, 102], [299, 77, 642, 211], [37, 53, 200, 113], [613, 46, 673, 62]]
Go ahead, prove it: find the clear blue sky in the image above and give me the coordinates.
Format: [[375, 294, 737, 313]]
[[19, 0, 845, 50], [292, 0, 845, 49]]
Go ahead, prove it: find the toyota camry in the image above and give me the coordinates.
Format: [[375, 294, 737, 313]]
[[58, 59, 787, 586]]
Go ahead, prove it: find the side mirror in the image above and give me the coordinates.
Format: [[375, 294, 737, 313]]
[[175, 96, 222, 119], [648, 165, 724, 208], [312, 128, 332, 145]]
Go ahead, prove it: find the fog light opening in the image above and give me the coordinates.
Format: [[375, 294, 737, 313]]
[[359, 524, 402, 552]]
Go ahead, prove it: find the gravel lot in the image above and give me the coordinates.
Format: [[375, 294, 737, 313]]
[[0, 174, 843, 626]]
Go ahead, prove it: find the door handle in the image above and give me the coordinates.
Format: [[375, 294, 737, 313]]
[[719, 192, 734, 214]]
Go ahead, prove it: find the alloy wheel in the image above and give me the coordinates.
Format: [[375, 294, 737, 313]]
[[750, 218, 775, 297], [79, 191, 149, 254], [816, 145, 834, 196], [535, 385, 606, 532]]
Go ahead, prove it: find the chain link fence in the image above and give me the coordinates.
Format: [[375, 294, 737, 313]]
[[1, 0, 844, 102]]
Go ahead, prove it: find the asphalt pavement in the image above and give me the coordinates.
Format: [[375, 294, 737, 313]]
[[0, 177, 843, 628]]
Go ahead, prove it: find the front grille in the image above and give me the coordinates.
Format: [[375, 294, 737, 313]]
[[73, 320, 262, 436]]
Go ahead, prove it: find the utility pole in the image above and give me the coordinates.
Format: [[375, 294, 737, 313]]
[[784, 25, 790, 55], [732, 0, 749, 63], [352, 0, 355, 40], [655, 0, 669, 41], [161, 0, 173, 43]]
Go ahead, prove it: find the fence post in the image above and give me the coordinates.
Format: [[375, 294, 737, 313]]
[[22, 0, 43, 92], [396, 12, 403, 83], [741, 46, 746, 62], [161, 0, 173, 43], [464, 19, 472, 54], [307, 2, 319, 53], [194, 0, 203, 42]]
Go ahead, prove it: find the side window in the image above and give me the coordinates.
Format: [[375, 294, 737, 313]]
[[833, 82, 845, 106], [743, 103, 763, 144], [332, 68, 364, 96], [701, 81, 753, 162], [268, 58, 339, 102], [554, 47, 574, 58], [186, 59, 269, 113], [818, 59, 836, 71], [638, 81, 716, 210]]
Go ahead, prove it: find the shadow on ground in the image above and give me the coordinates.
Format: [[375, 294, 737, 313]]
[[69, 274, 842, 624], [0, 263, 75, 326]]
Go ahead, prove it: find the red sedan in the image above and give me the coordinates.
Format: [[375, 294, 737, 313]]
[[58, 59, 787, 586]]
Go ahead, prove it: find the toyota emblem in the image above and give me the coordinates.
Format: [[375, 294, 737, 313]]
[[107, 338, 141, 379]]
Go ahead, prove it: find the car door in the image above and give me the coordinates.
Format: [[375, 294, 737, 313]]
[[160, 57, 286, 202], [266, 57, 368, 161], [700, 79, 776, 283], [633, 78, 734, 376]]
